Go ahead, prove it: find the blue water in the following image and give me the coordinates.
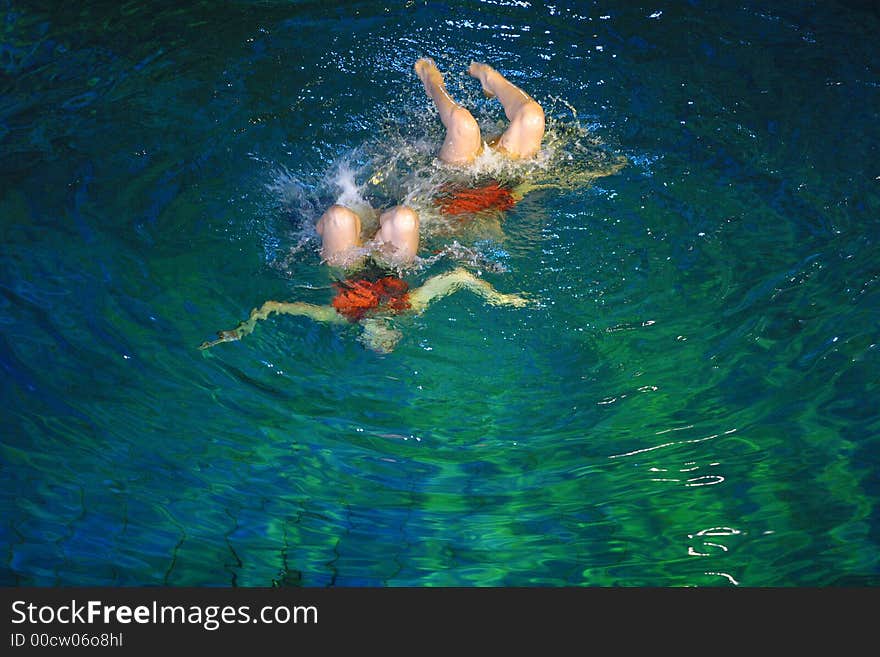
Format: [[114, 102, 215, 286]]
[[1, 0, 878, 586]]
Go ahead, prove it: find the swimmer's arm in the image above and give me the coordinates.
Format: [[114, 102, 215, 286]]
[[198, 300, 345, 350], [408, 268, 530, 312], [509, 154, 628, 200]]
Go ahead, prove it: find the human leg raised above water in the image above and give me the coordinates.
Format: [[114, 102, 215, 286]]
[[468, 61, 545, 159], [414, 57, 482, 165], [315, 204, 363, 267], [372, 205, 420, 266]]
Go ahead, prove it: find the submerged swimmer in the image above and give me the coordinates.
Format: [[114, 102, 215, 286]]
[[199, 204, 529, 353], [414, 58, 546, 164]]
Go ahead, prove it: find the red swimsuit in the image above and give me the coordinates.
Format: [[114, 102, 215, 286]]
[[433, 179, 516, 217], [332, 276, 411, 322]]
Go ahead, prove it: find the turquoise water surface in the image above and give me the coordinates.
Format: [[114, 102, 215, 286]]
[[2, 0, 878, 586]]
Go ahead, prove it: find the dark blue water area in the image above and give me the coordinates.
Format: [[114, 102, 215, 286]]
[[1, 0, 879, 586]]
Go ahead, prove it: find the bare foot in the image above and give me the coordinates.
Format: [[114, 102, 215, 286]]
[[414, 57, 443, 96], [468, 61, 496, 98]]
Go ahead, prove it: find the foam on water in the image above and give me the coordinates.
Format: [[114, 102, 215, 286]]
[[331, 162, 379, 228]]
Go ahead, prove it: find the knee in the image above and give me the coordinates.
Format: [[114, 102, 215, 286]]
[[450, 106, 481, 140], [381, 206, 419, 233], [440, 108, 482, 164], [517, 101, 545, 132], [317, 204, 360, 235], [376, 206, 419, 264]]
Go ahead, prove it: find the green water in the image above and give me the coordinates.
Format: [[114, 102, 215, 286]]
[[1, 0, 878, 586]]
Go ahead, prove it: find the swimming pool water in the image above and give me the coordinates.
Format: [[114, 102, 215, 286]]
[[1, 0, 878, 586]]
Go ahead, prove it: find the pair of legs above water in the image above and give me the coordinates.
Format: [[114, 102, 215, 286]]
[[414, 58, 545, 164], [315, 203, 419, 268], [199, 201, 530, 352]]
